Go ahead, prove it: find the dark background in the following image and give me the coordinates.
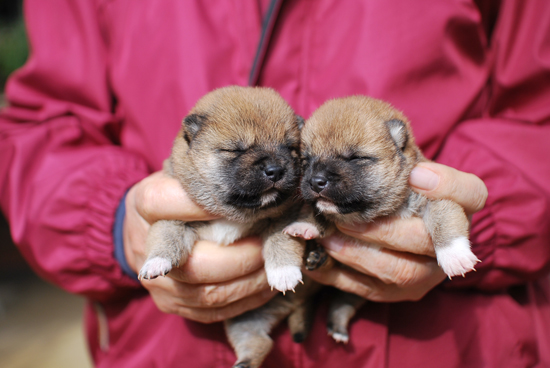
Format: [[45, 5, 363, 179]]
[[0, 0, 31, 280]]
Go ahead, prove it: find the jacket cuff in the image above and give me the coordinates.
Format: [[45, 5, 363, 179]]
[[83, 154, 147, 298], [435, 120, 550, 290], [113, 190, 139, 281]]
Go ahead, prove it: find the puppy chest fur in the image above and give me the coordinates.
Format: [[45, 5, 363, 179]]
[[195, 219, 255, 246]]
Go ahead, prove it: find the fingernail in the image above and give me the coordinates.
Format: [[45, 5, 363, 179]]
[[410, 166, 439, 191], [319, 235, 345, 252]]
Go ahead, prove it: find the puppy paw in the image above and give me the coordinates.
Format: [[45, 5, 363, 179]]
[[266, 265, 303, 293], [232, 362, 251, 368], [436, 237, 480, 278], [327, 322, 349, 344], [305, 247, 328, 271], [283, 222, 321, 240], [138, 257, 173, 280]]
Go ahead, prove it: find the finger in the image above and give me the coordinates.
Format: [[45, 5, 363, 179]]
[[337, 217, 436, 257], [168, 238, 265, 284], [130, 171, 219, 224], [305, 264, 376, 298], [306, 265, 445, 302], [318, 235, 440, 285], [173, 289, 277, 324], [409, 162, 488, 215], [142, 267, 269, 308]]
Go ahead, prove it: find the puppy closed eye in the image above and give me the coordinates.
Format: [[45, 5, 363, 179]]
[[347, 155, 378, 163], [218, 145, 248, 155], [219, 148, 246, 153]]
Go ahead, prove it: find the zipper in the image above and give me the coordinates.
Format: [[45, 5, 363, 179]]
[[248, 0, 285, 86]]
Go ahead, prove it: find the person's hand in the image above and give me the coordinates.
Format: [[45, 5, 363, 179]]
[[124, 171, 277, 323], [305, 162, 488, 302]]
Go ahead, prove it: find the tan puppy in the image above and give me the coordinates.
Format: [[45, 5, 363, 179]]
[[284, 95, 479, 343], [138, 86, 307, 367]]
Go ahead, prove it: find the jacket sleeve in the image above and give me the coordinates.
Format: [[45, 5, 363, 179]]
[[440, 0, 550, 290], [0, 0, 148, 302]]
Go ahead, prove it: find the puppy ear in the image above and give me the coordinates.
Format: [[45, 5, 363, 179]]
[[296, 115, 305, 130], [386, 119, 408, 151], [182, 114, 207, 144]]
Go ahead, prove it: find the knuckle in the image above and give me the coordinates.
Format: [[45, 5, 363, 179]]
[[374, 219, 394, 245], [390, 261, 420, 287], [197, 285, 228, 307], [472, 178, 488, 212], [356, 286, 374, 300], [156, 302, 177, 315], [138, 183, 158, 220]]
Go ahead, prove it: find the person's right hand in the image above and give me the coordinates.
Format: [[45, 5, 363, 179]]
[[123, 171, 277, 323]]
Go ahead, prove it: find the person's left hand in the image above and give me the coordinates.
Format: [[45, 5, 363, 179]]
[[305, 162, 488, 302]]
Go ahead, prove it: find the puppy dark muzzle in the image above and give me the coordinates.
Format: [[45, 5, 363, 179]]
[[310, 175, 328, 193], [264, 164, 285, 183]]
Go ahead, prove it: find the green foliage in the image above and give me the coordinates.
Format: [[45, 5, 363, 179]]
[[0, 17, 28, 89]]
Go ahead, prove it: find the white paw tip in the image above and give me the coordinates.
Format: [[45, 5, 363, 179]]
[[139, 257, 172, 280], [329, 331, 349, 344], [266, 265, 303, 293], [437, 237, 480, 278]]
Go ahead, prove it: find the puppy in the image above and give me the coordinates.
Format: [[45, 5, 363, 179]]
[[138, 86, 307, 367], [284, 95, 480, 343]]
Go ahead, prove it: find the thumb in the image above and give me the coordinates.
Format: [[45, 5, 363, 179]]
[[409, 162, 487, 215]]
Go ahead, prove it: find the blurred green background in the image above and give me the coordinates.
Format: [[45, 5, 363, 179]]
[[0, 0, 28, 90]]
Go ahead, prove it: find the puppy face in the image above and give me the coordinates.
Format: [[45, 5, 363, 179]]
[[300, 96, 421, 223], [171, 86, 302, 221]]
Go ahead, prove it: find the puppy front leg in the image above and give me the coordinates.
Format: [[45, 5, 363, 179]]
[[263, 231, 305, 293], [283, 209, 334, 271], [138, 219, 197, 280], [423, 199, 480, 278]]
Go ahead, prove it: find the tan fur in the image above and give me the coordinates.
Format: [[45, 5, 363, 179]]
[[139, 86, 307, 368], [289, 95, 479, 344], [300, 96, 421, 223]]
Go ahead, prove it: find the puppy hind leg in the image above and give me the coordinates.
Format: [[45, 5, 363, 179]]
[[287, 277, 323, 343], [138, 220, 197, 280], [225, 295, 295, 368], [288, 298, 315, 343], [327, 291, 365, 344], [423, 200, 480, 278]]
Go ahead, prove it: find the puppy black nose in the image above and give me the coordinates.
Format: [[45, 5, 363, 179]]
[[264, 165, 284, 182], [311, 175, 328, 193]]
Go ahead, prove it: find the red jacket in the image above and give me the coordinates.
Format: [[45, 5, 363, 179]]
[[1, 0, 550, 367]]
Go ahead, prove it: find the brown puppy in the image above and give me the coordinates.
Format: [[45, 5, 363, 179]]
[[285, 95, 479, 343], [138, 86, 307, 367]]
